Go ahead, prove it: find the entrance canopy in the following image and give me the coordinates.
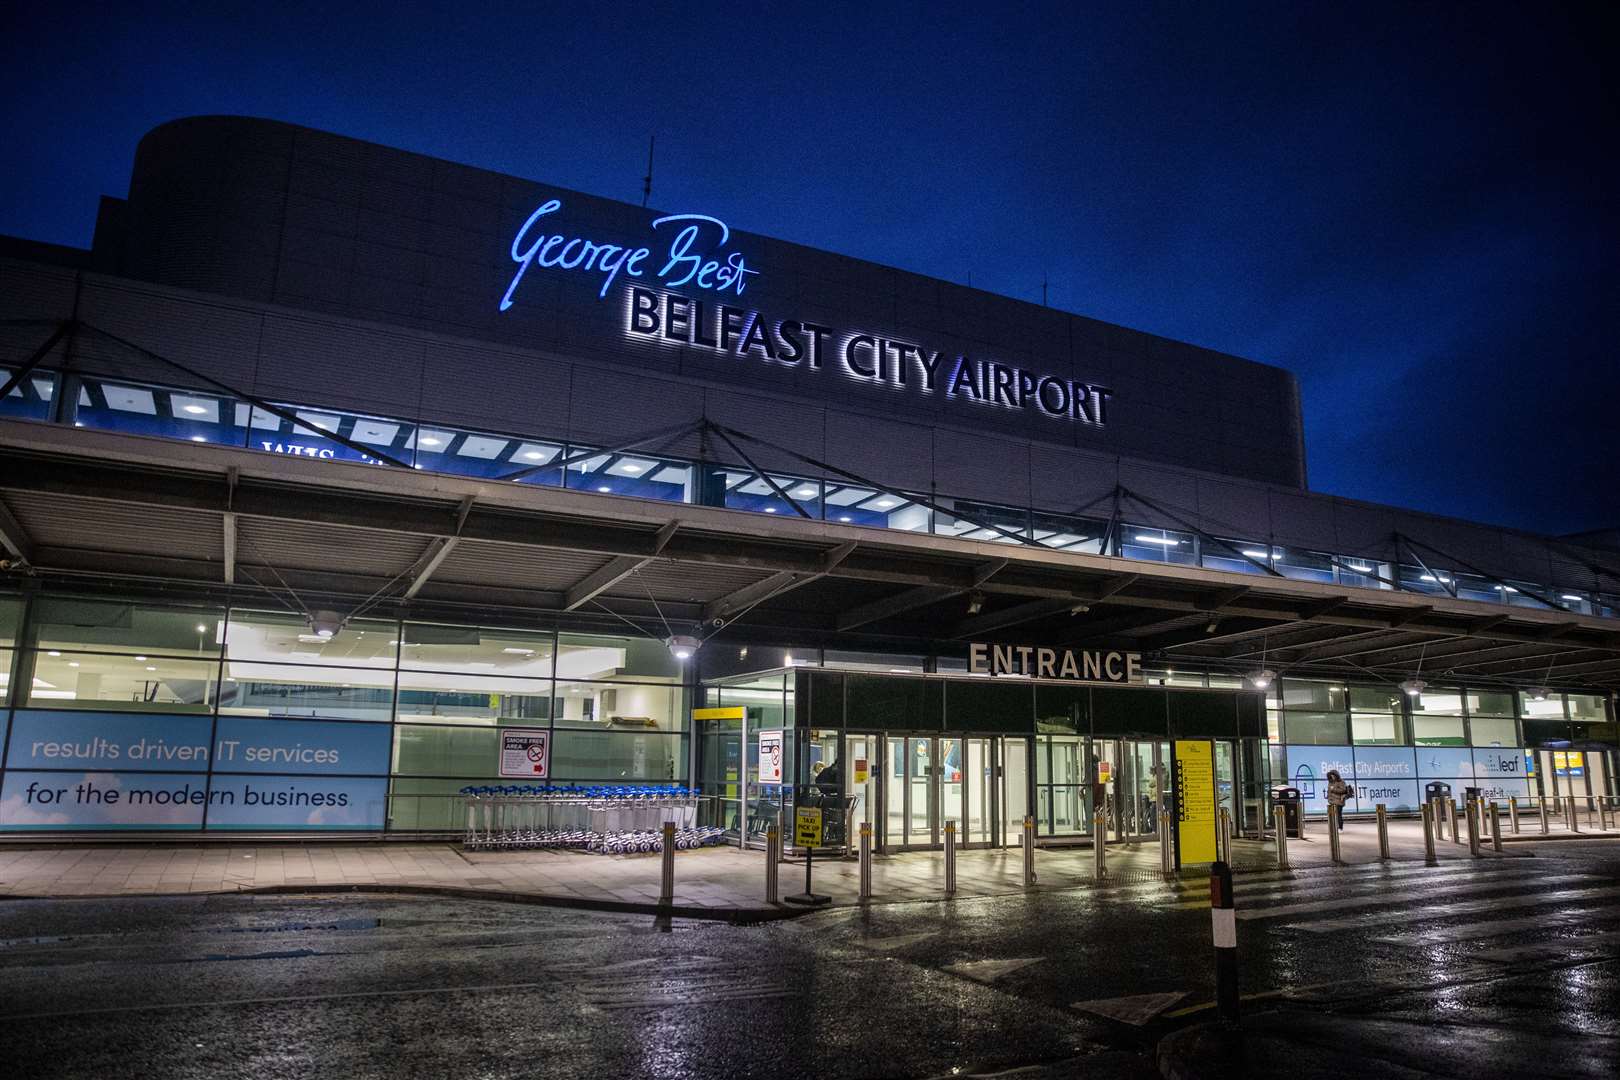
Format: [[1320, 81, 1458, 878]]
[[2, 419, 1618, 691]]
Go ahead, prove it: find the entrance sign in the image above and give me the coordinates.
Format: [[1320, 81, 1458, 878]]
[[758, 730, 784, 784], [969, 643, 1142, 683], [498, 728, 551, 779], [794, 806, 823, 847], [1173, 740, 1217, 864]]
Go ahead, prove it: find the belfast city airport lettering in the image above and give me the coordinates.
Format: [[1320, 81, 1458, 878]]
[[970, 642, 1143, 683], [627, 286, 1112, 424], [496, 199, 1111, 424]]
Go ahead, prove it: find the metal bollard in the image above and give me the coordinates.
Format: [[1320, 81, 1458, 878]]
[[1539, 796, 1549, 835], [1569, 796, 1581, 834], [1219, 808, 1233, 864], [766, 827, 781, 903], [1421, 803, 1438, 866], [1093, 804, 1108, 879], [660, 821, 676, 905], [944, 820, 957, 896], [1509, 797, 1520, 834], [1327, 802, 1343, 864], [1489, 801, 1502, 853], [1022, 815, 1037, 886], [1160, 810, 1174, 875], [1376, 804, 1390, 860], [1466, 800, 1481, 857], [1602, 798, 1612, 833], [858, 823, 873, 902], [1274, 804, 1290, 870], [1210, 860, 1240, 1025], [1449, 800, 1462, 844]]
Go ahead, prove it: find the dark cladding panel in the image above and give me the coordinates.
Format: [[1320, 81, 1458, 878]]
[[255, 316, 426, 412], [0, 259, 78, 321], [1197, 479, 1272, 539], [823, 413, 933, 490], [702, 388, 826, 475], [1093, 686, 1169, 736], [848, 674, 938, 731], [570, 369, 706, 456], [1029, 443, 1116, 516], [1236, 692, 1265, 738], [77, 280, 263, 391], [1118, 463, 1199, 524], [944, 678, 1032, 733], [1169, 690, 1238, 737], [1331, 500, 1400, 558], [1269, 489, 1340, 549], [804, 670, 844, 730], [419, 340, 573, 434], [934, 430, 1031, 507]]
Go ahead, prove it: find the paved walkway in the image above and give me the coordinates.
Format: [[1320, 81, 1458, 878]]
[[0, 818, 1611, 918]]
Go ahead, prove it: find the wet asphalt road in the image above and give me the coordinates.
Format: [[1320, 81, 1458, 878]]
[[2, 842, 1618, 1079]]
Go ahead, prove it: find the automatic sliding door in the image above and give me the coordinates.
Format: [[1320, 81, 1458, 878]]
[[885, 737, 906, 849]]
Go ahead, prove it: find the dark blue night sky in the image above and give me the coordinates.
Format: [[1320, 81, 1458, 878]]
[[3, 3, 1614, 535]]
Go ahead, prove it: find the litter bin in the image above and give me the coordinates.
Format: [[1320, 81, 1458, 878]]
[[1464, 785, 1483, 804], [1272, 786, 1302, 838], [1425, 780, 1452, 820]]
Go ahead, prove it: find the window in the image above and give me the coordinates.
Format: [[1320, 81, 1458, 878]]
[[1466, 690, 1515, 717], [1031, 512, 1106, 554], [1121, 525, 1197, 566], [550, 730, 685, 780], [1201, 539, 1273, 576], [705, 467, 822, 518], [1274, 548, 1335, 584], [1278, 678, 1345, 712], [0, 366, 56, 421], [398, 623, 554, 679], [1280, 712, 1348, 744], [551, 681, 681, 731], [1567, 694, 1608, 722], [26, 596, 226, 711], [567, 447, 691, 502], [1468, 717, 1518, 747], [1351, 712, 1403, 744], [31, 596, 225, 657], [1412, 715, 1466, 746], [934, 499, 1030, 544]]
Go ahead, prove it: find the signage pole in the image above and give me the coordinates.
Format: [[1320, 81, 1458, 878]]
[[1210, 860, 1240, 1025]]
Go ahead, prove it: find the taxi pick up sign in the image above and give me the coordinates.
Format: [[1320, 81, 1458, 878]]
[[794, 806, 823, 847]]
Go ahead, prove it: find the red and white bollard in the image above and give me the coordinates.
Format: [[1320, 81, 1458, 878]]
[[1210, 859, 1239, 1024]]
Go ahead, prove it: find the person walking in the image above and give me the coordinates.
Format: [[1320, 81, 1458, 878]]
[[1325, 769, 1351, 830]]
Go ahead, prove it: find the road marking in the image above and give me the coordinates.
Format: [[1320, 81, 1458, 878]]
[[1371, 904, 1620, 947], [1172, 864, 1550, 908], [1071, 990, 1187, 1025], [1277, 883, 1620, 931], [855, 932, 939, 952], [943, 957, 1042, 984], [1236, 873, 1599, 921], [1471, 929, 1620, 965], [1172, 862, 1533, 903]]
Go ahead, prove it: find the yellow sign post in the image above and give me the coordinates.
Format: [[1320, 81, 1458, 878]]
[[794, 806, 823, 848], [1173, 740, 1218, 866]]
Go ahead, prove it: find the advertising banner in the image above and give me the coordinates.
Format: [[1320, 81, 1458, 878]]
[[498, 728, 551, 779], [1173, 740, 1217, 864], [1473, 747, 1530, 780], [758, 730, 784, 784], [7, 710, 212, 772], [212, 717, 392, 775], [1416, 747, 1476, 778], [1284, 746, 1356, 814], [1349, 747, 1419, 811], [204, 776, 389, 830], [0, 770, 208, 829]]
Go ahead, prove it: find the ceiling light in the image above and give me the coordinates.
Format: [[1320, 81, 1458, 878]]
[[145, 666, 156, 672], [874, 499, 896, 510], [1401, 678, 1426, 697], [502, 647, 535, 655], [794, 487, 816, 498], [1240, 549, 1269, 559], [523, 451, 542, 460], [69, 661, 80, 668], [419, 436, 442, 447], [1528, 686, 1550, 702], [1560, 595, 1582, 602], [597, 485, 611, 493], [621, 464, 643, 474], [838, 516, 852, 523], [1070, 603, 1091, 615], [47, 650, 60, 657], [196, 624, 207, 633], [1134, 534, 1180, 546], [1344, 563, 1373, 573], [665, 634, 701, 662], [1205, 619, 1219, 633], [1247, 668, 1275, 690], [135, 655, 146, 661], [183, 404, 208, 415], [190, 436, 207, 442], [764, 507, 777, 513], [966, 590, 986, 615], [309, 610, 343, 640]]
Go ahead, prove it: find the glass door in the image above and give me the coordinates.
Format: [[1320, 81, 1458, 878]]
[[963, 737, 994, 846], [1215, 740, 1238, 830], [909, 737, 937, 846], [1002, 737, 1029, 845], [884, 736, 906, 849], [847, 734, 876, 834]]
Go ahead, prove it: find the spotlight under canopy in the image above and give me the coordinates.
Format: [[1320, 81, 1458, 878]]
[[1247, 668, 1276, 690], [666, 634, 701, 661], [1401, 677, 1427, 697]]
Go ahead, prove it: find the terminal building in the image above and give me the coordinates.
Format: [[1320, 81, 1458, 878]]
[[0, 116, 1615, 854]]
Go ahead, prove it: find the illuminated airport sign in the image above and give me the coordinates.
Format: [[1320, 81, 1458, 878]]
[[969, 642, 1142, 683]]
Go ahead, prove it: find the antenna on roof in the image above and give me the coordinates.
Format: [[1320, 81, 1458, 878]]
[[641, 135, 655, 208]]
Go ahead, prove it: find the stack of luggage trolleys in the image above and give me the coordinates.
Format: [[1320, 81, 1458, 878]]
[[460, 784, 723, 853]]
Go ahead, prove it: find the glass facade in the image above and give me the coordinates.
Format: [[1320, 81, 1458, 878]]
[[0, 594, 690, 833], [13, 365, 1616, 621]]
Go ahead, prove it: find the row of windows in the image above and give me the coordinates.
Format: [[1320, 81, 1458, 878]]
[[7, 366, 1617, 620]]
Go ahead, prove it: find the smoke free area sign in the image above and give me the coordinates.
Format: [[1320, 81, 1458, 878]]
[[499, 729, 550, 779]]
